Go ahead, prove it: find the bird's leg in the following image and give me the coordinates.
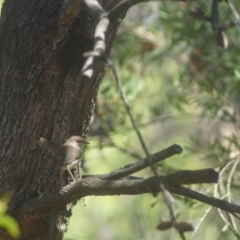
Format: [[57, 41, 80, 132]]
[[67, 166, 76, 182]]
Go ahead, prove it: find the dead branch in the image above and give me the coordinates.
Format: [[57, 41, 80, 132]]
[[18, 168, 219, 223]]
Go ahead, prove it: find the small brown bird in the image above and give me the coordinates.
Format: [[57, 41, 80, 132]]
[[39, 136, 89, 183]]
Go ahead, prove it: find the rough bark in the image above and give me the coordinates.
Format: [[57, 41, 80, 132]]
[[0, 0, 121, 239]]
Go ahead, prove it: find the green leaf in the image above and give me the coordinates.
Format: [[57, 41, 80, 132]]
[[0, 215, 20, 238]]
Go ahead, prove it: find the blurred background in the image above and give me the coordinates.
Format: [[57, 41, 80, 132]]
[[65, 1, 240, 239]]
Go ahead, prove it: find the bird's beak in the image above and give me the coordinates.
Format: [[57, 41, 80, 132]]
[[82, 140, 89, 144]]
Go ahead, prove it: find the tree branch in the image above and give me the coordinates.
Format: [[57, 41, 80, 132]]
[[107, 0, 194, 23], [18, 169, 219, 223], [98, 144, 182, 180], [82, 0, 193, 78], [82, 0, 109, 77], [170, 186, 240, 216], [84, 0, 106, 20]]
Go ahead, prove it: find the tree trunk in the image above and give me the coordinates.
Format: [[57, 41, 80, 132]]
[[0, 0, 121, 239]]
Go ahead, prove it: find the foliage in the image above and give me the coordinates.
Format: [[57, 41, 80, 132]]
[[0, 195, 20, 239], [66, 1, 240, 239]]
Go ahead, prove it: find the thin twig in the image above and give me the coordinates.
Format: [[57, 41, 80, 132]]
[[215, 156, 240, 238], [215, 160, 239, 235], [107, 59, 158, 175], [107, 58, 185, 239], [225, 0, 240, 31], [192, 205, 212, 237], [170, 186, 240, 214], [226, 157, 239, 232], [93, 111, 143, 159]]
